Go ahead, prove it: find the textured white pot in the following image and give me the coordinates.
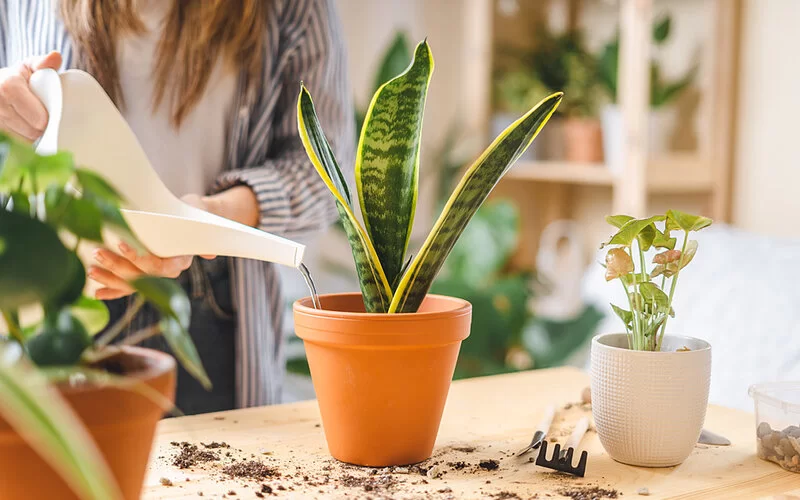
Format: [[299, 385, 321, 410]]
[[590, 333, 711, 467]]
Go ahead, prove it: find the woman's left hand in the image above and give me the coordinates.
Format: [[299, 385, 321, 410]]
[[89, 194, 215, 300]]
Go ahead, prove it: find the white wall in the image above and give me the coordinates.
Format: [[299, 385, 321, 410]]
[[732, 0, 800, 238]]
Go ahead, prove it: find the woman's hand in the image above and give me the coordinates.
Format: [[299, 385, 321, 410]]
[[89, 194, 215, 300], [0, 51, 62, 142]]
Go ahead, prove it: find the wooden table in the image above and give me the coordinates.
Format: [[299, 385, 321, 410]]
[[143, 367, 800, 499]]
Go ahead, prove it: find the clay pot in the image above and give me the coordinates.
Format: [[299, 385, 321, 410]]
[[563, 117, 603, 163], [294, 293, 471, 466], [0, 347, 176, 499]]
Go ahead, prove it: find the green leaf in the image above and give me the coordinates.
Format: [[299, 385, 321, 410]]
[[25, 310, 92, 367], [605, 214, 634, 228], [611, 304, 633, 330], [40, 366, 179, 416], [298, 85, 392, 312], [10, 191, 31, 214], [75, 169, 123, 205], [0, 343, 122, 500], [372, 32, 413, 97], [652, 227, 677, 249], [389, 92, 563, 313], [44, 187, 104, 242], [0, 137, 74, 193], [605, 215, 665, 247], [70, 297, 110, 336], [356, 40, 433, 290], [666, 209, 712, 232], [639, 282, 669, 308], [130, 277, 211, 390], [0, 211, 81, 310], [653, 15, 671, 44]]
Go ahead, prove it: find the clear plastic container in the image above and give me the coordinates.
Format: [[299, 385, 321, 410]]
[[748, 382, 800, 473]]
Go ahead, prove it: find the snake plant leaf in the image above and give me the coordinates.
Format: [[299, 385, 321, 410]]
[[0, 343, 122, 500], [389, 92, 563, 313], [297, 86, 392, 312], [356, 40, 433, 290]]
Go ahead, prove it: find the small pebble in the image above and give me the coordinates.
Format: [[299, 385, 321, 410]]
[[159, 477, 173, 487], [427, 464, 445, 479], [394, 467, 410, 474], [637, 487, 650, 496]]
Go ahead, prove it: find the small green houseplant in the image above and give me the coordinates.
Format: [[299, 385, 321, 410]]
[[292, 40, 561, 467], [0, 134, 209, 499], [591, 210, 714, 467]]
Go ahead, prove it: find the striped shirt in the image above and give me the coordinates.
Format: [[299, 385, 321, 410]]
[[0, 0, 353, 407]]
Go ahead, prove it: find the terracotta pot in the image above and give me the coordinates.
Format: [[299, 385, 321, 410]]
[[294, 293, 471, 466], [563, 117, 603, 163], [0, 347, 176, 499], [590, 333, 711, 467]]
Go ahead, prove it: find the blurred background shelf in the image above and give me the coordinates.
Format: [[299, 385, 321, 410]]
[[507, 154, 714, 193]]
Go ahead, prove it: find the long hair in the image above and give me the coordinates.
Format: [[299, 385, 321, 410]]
[[60, 0, 266, 126]]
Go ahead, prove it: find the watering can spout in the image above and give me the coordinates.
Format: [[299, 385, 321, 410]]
[[29, 68, 306, 268]]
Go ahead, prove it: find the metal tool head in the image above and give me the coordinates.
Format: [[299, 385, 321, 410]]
[[535, 441, 588, 477], [516, 430, 546, 457]]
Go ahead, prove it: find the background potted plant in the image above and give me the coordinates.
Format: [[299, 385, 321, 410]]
[[0, 134, 209, 499], [590, 210, 712, 467], [494, 27, 603, 163], [599, 14, 697, 172], [293, 39, 562, 466]]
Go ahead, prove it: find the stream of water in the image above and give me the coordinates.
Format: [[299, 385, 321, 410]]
[[298, 263, 321, 309]]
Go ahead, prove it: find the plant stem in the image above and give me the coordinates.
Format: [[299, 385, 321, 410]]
[[620, 279, 634, 349], [119, 325, 160, 346], [657, 230, 689, 350], [1, 309, 25, 344], [95, 296, 144, 348]]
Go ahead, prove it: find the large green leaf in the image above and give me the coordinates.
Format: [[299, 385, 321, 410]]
[[0, 137, 74, 193], [0, 211, 79, 310], [356, 40, 433, 289], [297, 85, 392, 312], [70, 297, 110, 336], [666, 209, 712, 232], [605, 215, 665, 247], [45, 187, 104, 242], [389, 92, 563, 313], [0, 343, 121, 500], [130, 277, 211, 390]]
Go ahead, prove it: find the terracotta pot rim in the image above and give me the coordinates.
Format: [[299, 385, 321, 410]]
[[293, 293, 471, 321], [57, 346, 176, 396], [592, 332, 711, 355]]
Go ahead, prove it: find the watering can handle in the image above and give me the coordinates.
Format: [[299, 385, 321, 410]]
[[28, 68, 306, 268]]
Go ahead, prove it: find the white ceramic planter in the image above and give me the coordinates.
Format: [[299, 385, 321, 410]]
[[590, 333, 711, 467], [600, 105, 677, 174]]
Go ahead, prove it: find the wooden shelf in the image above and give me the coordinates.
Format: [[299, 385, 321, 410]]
[[506, 154, 714, 193]]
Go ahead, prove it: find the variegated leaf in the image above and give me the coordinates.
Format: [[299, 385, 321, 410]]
[[297, 86, 392, 312], [389, 92, 563, 313], [356, 40, 433, 290]]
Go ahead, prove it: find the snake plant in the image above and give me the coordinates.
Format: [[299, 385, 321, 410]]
[[298, 40, 562, 313]]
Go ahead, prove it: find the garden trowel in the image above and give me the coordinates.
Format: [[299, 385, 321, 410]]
[[28, 68, 305, 268]]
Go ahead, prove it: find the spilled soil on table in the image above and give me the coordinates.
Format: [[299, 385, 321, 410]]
[[152, 397, 623, 499]]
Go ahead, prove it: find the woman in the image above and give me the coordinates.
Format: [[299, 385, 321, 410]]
[[0, 0, 353, 413]]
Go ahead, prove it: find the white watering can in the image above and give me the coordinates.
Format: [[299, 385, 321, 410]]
[[28, 68, 305, 268]]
